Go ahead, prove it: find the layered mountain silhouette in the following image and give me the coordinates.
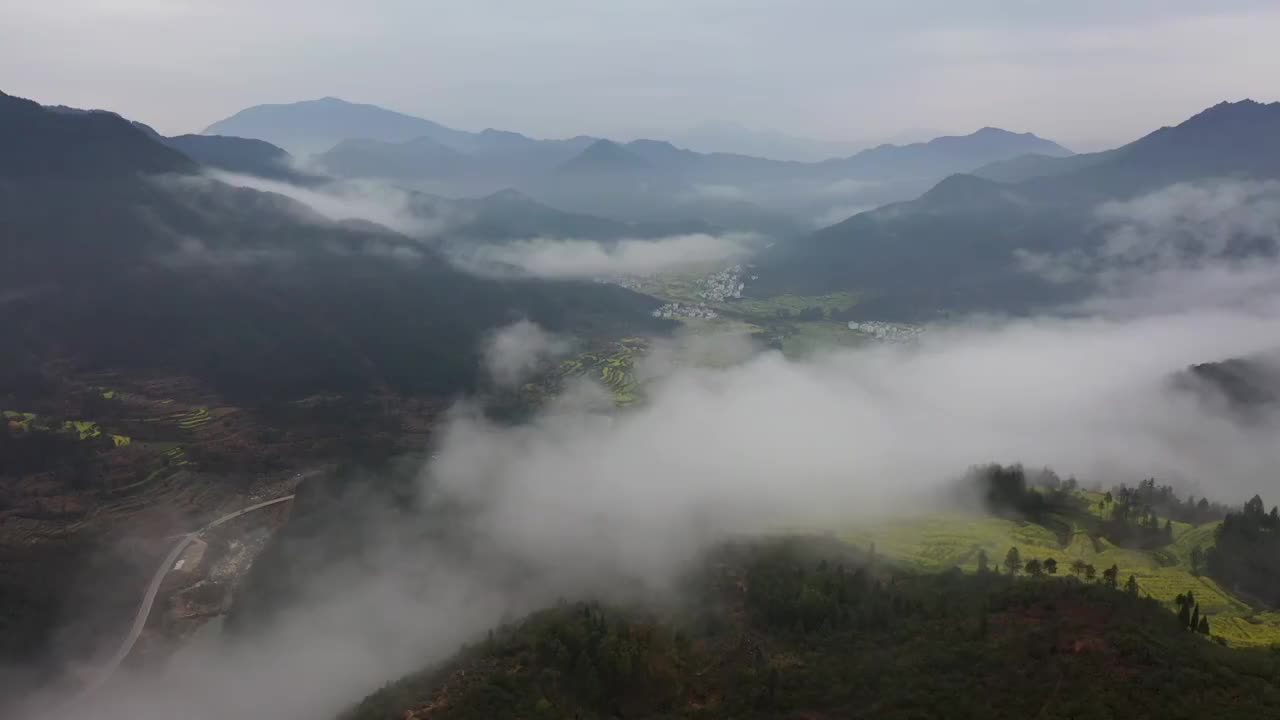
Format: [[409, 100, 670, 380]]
[[558, 139, 651, 174], [202, 96, 477, 155], [0, 92, 668, 401], [818, 127, 1070, 180], [751, 99, 1280, 317], [161, 134, 312, 182], [204, 97, 1072, 235]]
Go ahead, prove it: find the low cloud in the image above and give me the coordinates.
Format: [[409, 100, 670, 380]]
[[205, 171, 453, 237], [1018, 180, 1280, 304], [13, 180, 1280, 720], [156, 236, 297, 269], [482, 320, 571, 388], [16, 274, 1280, 720], [686, 183, 749, 201], [812, 203, 874, 228], [462, 233, 756, 278], [1095, 180, 1280, 263]]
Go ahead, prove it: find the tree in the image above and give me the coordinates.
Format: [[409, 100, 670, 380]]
[[1163, 519, 1174, 543], [1004, 547, 1023, 575], [1084, 564, 1097, 581], [976, 549, 990, 575], [1025, 559, 1043, 577], [1102, 564, 1119, 589], [1189, 545, 1203, 576], [1198, 616, 1210, 635], [1177, 601, 1192, 629], [1070, 559, 1088, 578], [1125, 575, 1139, 595], [1190, 603, 1200, 632], [1043, 558, 1058, 576]]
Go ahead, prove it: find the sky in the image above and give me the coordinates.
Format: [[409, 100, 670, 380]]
[[3, 2, 1279, 151]]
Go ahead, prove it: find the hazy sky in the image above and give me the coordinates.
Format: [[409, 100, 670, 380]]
[[3, 1, 1278, 149]]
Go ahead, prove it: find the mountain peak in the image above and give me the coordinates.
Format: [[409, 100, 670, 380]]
[[971, 126, 1033, 139], [0, 92, 194, 179], [559, 138, 649, 173], [1178, 98, 1279, 129], [202, 97, 457, 154]]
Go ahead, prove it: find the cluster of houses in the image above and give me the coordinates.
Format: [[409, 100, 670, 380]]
[[652, 302, 720, 320], [847, 321, 924, 342], [696, 264, 752, 302]]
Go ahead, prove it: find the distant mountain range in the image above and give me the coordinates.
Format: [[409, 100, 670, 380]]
[[203, 97, 482, 156], [200, 98, 1072, 234], [751, 99, 1280, 317], [660, 120, 866, 161]]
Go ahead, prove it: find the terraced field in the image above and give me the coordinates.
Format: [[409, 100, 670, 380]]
[[844, 510, 1280, 647], [551, 339, 647, 405], [3, 410, 106, 441], [138, 405, 213, 430]]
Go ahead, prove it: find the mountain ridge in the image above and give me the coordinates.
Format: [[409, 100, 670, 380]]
[[750, 98, 1280, 317]]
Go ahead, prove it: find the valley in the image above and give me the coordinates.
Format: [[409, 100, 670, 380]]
[[4, 21, 1280, 717]]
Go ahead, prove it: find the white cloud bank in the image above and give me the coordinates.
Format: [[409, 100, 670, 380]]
[[482, 320, 571, 388], [11, 176, 1280, 720], [463, 233, 755, 279]]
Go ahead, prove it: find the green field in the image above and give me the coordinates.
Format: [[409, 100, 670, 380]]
[[718, 292, 858, 320], [777, 320, 868, 356], [631, 270, 857, 322], [843, 511, 1280, 647]]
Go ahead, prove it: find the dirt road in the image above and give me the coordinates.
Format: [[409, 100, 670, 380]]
[[70, 494, 295, 701]]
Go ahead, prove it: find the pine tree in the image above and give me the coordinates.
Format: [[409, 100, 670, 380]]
[[1125, 575, 1139, 595], [1198, 616, 1211, 635], [1044, 558, 1058, 575], [1025, 559, 1043, 577], [1189, 545, 1202, 576], [1084, 564, 1097, 581], [1190, 603, 1200, 631], [1177, 601, 1191, 629], [1004, 547, 1023, 575], [976, 549, 990, 574]]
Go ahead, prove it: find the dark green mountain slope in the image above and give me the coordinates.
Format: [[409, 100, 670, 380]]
[[752, 100, 1280, 317], [343, 537, 1280, 720], [1, 91, 194, 178], [0, 93, 668, 402], [163, 133, 315, 182]]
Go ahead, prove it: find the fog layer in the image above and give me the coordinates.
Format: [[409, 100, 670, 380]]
[[16, 180, 1280, 720], [462, 233, 755, 279]]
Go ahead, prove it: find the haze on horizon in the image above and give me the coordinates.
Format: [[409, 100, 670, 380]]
[[4, 1, 1279, 152]]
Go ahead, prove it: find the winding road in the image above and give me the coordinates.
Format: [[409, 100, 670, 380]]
[[72, 494, 295, 701]]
